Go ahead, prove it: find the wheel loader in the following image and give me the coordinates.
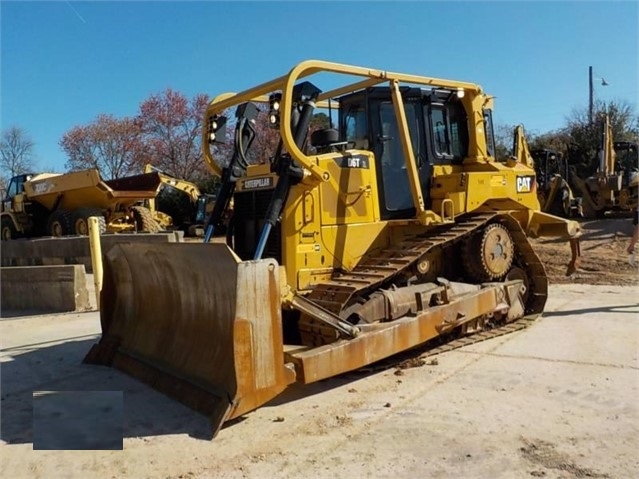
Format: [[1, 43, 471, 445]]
[[144, 163, 219, 236], [531, 148, 583, 218], [85, 60, 582, 437], [526, 147, 583, 218], [510, 124, 582, 218]]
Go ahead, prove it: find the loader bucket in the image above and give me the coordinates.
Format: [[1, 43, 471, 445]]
[[84, 243, 295, 436]]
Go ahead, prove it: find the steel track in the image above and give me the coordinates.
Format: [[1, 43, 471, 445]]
[[299, 212, 548, 346], [353, 316, 537, 375]]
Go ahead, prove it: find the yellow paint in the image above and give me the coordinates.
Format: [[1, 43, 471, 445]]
[[198, 59, 576, 295]]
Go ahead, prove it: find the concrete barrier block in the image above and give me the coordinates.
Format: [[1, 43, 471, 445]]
[[1, 265, 91, 314], [1, 232, 183, 273]]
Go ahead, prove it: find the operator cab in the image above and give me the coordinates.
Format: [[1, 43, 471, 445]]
[[613, 141, 639, 186], [2, 173, 33, 212], [531, 149, 568, 191], [336, 87, 469, 220]]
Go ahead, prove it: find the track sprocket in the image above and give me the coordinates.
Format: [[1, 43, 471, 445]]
[[463, 222, 514, 281]]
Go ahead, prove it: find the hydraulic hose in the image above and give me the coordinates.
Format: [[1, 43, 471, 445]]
[[253, 98, 316, 260], [204, 108, 256, 243]]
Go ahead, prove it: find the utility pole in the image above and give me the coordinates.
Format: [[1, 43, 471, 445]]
[[589, 66, 609, 125], [589, 66, 594, 125]]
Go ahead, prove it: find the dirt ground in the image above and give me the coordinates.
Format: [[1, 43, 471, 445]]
[[530, 217, 637, 286]]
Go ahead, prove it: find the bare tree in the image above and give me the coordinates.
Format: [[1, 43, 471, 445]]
[[1, 126, 36, 180]]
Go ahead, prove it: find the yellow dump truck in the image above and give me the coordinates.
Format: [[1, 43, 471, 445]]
[[1, 168, 163, 240], [85, 60, 582, 438]]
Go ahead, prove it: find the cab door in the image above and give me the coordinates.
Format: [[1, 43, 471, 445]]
[[370, 94, 429, 220], [3, 174, 34, 214]]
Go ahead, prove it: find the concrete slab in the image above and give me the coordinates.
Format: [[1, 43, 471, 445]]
[[0, 285, 637, 479]]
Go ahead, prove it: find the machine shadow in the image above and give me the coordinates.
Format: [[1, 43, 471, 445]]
[[542, 303, 639, 317], [0, 338, 212, 445], [1, 322, 457, 445]]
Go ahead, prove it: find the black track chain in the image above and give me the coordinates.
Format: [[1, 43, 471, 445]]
[[351, 317, 536, 375], [306, 213, 496, 313]]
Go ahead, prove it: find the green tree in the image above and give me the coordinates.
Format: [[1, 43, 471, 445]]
[[310, 112, 331, 130], [527, 129, 572, 154], [564, 99, 638, 177]]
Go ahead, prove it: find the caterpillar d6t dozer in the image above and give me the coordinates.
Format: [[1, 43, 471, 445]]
[[85, 60, 582, 437]]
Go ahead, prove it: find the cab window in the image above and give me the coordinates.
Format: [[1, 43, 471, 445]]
[[428, 98, 468, 164], [483, 109, 497, 159], [379, 101, 420, 212], [5, 178, 19, 199], [343, 104, 369, 149], [432, 107, 450, 156]]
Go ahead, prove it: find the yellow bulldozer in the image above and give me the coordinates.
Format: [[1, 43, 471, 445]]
[[612, 140, 639, 211], [85, 60, 582, 437]]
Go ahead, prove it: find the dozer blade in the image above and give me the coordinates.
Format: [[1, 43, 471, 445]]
[[84, 243, 295, 437]]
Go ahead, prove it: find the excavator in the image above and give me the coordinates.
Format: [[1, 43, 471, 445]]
[[85, 60, 582, 437]]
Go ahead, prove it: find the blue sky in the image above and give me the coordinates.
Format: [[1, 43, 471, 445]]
[[1, 1, 637, 173]]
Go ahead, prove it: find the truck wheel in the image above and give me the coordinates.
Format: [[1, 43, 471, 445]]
[[47, 210, 73, 237], [1, 218, 17, 241], [73, 207, 106, 235], [131, 206, 161, 233]]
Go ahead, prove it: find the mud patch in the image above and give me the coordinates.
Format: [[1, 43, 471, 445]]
[[519, 438, 609, 478]]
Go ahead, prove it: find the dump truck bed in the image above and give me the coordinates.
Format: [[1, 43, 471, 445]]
[[24, 169, 162, 211]]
